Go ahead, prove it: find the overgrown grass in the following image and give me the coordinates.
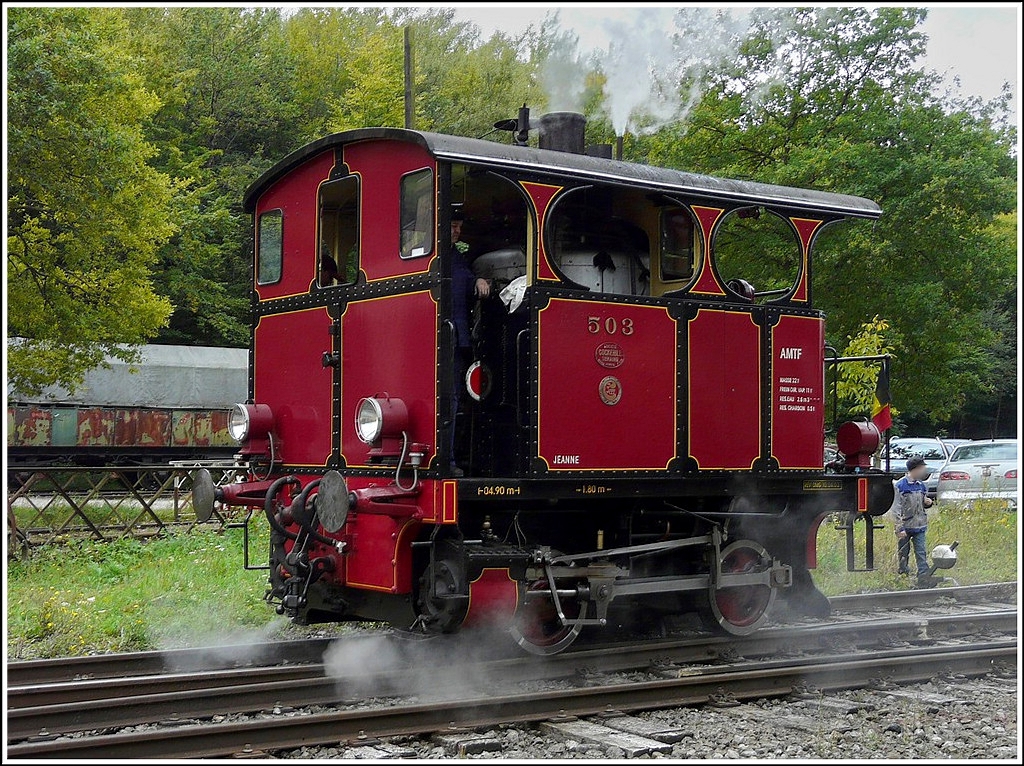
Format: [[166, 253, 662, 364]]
[[812, 500, 1018, 596], [7, 502, 1018, 660], [6, 525, 298, 660], [11, 501, 183, 532]]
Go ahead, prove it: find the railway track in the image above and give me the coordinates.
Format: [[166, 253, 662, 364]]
[[6, 636, 335, 687], [6, 583, 1016, 758], [828, 581, 1017, 613], [7, 640, 1015, 758], [9, 581, 1012, 688], [7, 606, 1018, 737]]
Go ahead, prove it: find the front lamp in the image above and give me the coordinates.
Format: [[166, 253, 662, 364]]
[[228, 403, 275, 445], [228, 403, 251, 443], [355, 396, 408, 444], [355, 398, 384, 444]]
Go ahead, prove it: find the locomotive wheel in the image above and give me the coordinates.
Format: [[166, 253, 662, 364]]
[[416, 541, 469, 634], [707, 539, 776, 636], [510, 579, 585, 655]]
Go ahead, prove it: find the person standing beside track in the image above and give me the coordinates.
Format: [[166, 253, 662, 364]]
[[895, 455, 934, 584]]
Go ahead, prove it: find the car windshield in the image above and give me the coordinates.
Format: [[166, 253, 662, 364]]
[[891, 442, 945, 460], [950, 443, 1018, 462]]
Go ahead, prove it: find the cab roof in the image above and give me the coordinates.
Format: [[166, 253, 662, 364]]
[[243, 128, 882, 220]]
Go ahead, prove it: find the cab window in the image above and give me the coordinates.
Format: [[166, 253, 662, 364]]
[[546, 185, 651, 296], [257, 209, 283, 285], [400, 168, 434, 259], [317, 176, 360, 287], [714, 207, 801, 303], [449, 165, 529, 300], [660, 208, 696, 281]]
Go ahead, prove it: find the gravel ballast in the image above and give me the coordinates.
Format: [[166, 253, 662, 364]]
[[277, 672, 1018, 759]]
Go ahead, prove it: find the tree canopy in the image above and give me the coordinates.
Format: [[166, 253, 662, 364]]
[[7, 8, 174, 395], [6, 7, 1016, 437]]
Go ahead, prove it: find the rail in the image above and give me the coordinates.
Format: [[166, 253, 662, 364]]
[[7, 585, 1017, 749], [7, 608, 1017, 741], [7, 638, 1015, 758]]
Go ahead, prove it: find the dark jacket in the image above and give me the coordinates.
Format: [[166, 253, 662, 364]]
[[895, 475, 929, 531], [451, 245, 476, 349]]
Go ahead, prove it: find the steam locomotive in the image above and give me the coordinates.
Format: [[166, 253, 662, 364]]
[[195, 110, 895, 653]]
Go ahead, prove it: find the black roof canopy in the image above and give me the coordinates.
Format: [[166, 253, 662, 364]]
[[243, 128, 882, 220]]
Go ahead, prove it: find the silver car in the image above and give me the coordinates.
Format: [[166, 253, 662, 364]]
[[941, 438, 973, 452], [887, 437, 952, 499], [937, 439, 1018, 509]]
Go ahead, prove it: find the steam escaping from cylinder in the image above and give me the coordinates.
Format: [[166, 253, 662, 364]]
[[158, 614, 292, 671], [322, 625, 519, 702]]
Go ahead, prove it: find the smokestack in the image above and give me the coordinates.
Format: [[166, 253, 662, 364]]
[[615, 135, 624, 161], [586, 144, 613, 159], [538, 112, 586, 154]]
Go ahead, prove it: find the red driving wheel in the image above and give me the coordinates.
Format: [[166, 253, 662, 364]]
[[510, 579, 584, 655], [708, 540, 776, 635]]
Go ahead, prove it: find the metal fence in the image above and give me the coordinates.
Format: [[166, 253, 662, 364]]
[[7, 461, 247, 550]]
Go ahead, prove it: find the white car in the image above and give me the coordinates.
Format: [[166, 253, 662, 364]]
[[937, 439, 1018, 509]]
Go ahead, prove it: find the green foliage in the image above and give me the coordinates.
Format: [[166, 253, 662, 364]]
[[7, 7, 174, 394], [329, 24, 407, 131], [123, 7, 300, 347], [833, 316, 898, 423], [285, 8, 390, 141], [406, 9, 545, 137], [5, 525, 376, 659], [7, 527, 277, 658]]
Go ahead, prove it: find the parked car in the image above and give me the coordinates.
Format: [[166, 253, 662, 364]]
[[937, 439, 1018, 509], [887, 437, 952, 499], [824, 443, 842, 473], [940, 438, 973, 452]]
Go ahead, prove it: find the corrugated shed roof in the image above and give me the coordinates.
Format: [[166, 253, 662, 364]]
[[7, 343, 248, 409]]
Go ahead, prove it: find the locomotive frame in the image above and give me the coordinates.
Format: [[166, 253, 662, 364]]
[[198, 115, 895, 653]]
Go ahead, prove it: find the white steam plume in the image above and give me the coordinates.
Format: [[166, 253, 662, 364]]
[[600, 7, 752, 137], [322, 626, 517, 703], [599, 8, 681, 136], [538, 9, 799, 139], [542, 25, 588, 113]]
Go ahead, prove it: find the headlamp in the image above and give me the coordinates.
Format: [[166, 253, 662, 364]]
[[228, 403, 251, 443], [228, 403, 275, 445], [355, 396, 409, 444], [355, 398, 384, 444]]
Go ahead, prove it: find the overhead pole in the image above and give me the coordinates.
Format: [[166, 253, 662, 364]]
[[404, 26, 415, 130]]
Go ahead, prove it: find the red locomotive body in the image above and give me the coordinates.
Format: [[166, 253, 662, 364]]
[[537, 299, 677, 471], [199, 113, 894, 652]]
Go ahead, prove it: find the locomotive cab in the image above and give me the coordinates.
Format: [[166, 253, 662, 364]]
[[207, 113, 896, 653]]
